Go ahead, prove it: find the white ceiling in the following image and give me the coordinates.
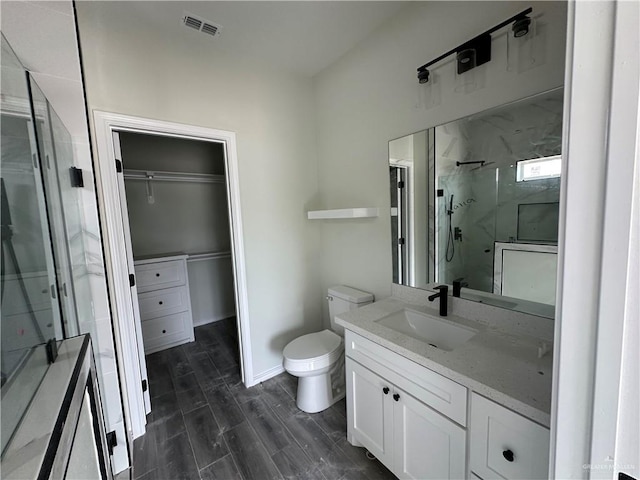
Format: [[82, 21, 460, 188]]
[[101, 1, 410, 77]]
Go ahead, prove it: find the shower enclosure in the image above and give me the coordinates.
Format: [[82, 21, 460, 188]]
[[1, 34, 88, 455]]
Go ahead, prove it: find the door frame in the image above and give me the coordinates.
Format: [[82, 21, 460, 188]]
[[92, 111, 252, 438]]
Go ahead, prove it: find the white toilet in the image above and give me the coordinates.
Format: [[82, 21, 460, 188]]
[[283, 285, 373, 413]]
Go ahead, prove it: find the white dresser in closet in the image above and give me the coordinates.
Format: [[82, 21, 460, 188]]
[[134, 254, 194, 354]]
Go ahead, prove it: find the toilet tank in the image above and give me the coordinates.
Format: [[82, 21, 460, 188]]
[[327, 285, 374, 334]]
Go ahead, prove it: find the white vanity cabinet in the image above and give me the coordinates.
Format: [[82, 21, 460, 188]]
[[345, 331, 467, 479], [469, 393, 550, 479], [134, 255, 194, 354]]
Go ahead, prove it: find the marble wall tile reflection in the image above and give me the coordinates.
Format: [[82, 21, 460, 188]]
[[434, 89, 563, 295]]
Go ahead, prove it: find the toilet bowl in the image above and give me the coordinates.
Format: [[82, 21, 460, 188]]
[[282, 286, 373, 413]]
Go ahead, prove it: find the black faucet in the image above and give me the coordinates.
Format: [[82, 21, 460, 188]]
[[428, 285, 448, 317], [452, 278, 468, 297]]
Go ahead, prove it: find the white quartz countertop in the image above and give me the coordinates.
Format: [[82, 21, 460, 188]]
[[336, 297, 553, 427]]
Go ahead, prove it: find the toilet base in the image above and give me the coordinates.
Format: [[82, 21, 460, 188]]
[[296, 373, 345, 413]]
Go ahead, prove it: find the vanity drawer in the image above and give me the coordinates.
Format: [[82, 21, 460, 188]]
[[345, 330, 468, 426], [141, 312, 191, 353], [138, 286, 190, 320], [135, 260, 186, 293], [470, 393, 550, 480]]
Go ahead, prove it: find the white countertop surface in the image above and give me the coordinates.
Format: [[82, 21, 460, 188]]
[[336, 296, 553, 427]]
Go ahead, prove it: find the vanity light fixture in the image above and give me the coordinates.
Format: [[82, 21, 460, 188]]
[[416, 7, 533, 83]]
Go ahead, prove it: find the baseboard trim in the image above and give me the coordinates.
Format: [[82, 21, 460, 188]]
[[249, 364, 285, 387], [193, 312, 236, 327]]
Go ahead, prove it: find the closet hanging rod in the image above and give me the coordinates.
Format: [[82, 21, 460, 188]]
[[187, 251, 232, 263], [123, 169, 225, 184]]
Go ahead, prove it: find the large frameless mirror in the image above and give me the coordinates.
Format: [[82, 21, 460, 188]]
[[390, 88, 563, 318]]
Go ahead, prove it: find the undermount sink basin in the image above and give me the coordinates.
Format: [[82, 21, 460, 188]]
[[376, 309, 478, 351]]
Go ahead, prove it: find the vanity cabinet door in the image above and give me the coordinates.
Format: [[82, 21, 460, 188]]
[[346, 358, 394, 466], [393, 387, 466, 480]]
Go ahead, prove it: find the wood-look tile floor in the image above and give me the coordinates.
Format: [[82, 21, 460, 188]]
[[129, 318, 396, 480]]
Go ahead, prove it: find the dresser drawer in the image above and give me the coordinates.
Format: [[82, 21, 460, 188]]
[[470, 393, 550, 479], [141, 312, 192, 353], [138, 286, 190, 320], [135, 260, 186, 293], [345, 330, 468, 426]]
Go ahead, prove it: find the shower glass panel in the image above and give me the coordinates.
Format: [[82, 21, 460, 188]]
[[29, 77, 81, 336], [436, 167, 498, 291], [48, 104, 86, 337], [0, 35, 62, 454]]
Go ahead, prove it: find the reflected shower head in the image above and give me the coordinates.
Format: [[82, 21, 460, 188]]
[[470, 161, 495, 171]]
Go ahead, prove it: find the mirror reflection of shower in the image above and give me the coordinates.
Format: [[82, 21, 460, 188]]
[[445, 194, 455, 262]]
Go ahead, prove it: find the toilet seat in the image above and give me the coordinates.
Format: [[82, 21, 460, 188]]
[[283, 329, 342, 373]]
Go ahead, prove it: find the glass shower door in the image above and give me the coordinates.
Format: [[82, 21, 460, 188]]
[[435, 166, 498, 291], [29, 77, 82, 337]]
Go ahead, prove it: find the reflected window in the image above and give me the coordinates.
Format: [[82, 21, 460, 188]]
[[516, 155, 562, 182]]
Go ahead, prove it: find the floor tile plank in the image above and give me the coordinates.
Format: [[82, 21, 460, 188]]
[[336, 437, 396, 480], [132, 423, 157, 479], [282, 414, 335, 465], [184, 405, 229, 469], [176, 385, 208, 414], [152, 411, 186, 445], [240, 398, 292, 455], [223, 422, 283, 480], [310, 404, 347, 443], [199, 454, 243, 480], [189, 351, 225, 391], [204, 385, 246, 431], [156, 431, 200, 480], [270, 442, 318, 480]]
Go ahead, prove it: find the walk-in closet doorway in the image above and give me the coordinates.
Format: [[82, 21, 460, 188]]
[[93, 112, 251, 441]]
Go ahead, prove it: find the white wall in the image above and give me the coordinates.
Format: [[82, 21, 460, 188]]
[[313, 1, 567, 326], [75, 2, 322, 380]]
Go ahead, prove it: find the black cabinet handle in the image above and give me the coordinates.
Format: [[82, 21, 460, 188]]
[[156, 273, 160, 277], [162, 329, 167, 334], [159, 301, 163, 305], [393, 393, 400, 402], [383, 387, 390, 395], [503, 449, 514, 462]]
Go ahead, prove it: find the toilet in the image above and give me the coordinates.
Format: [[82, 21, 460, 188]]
[[283, 285, 374, 413]]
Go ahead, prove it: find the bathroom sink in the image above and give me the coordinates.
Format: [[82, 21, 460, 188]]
[[375, 309, 478, 351]]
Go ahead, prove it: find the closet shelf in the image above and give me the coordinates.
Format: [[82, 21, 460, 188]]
[[123, 169, 225, 184], [307, 207, 379, 220]]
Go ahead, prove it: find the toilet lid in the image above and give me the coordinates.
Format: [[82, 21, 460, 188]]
[[283, 329, 342, 361]]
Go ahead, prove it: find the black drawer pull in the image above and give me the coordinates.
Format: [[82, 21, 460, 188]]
[[503, 449, 514, 462], [162, 329, 167, 334], [383, 387, 389, 395], [393, 393, 400, 402], [156, 273, 160, 277], [159, 301, 163, 305]]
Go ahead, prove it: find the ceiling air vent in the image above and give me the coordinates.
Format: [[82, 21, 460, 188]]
[[182, 12, 221, 38]]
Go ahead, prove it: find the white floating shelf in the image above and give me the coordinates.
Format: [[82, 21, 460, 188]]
[[307, 207, 379, 220]]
